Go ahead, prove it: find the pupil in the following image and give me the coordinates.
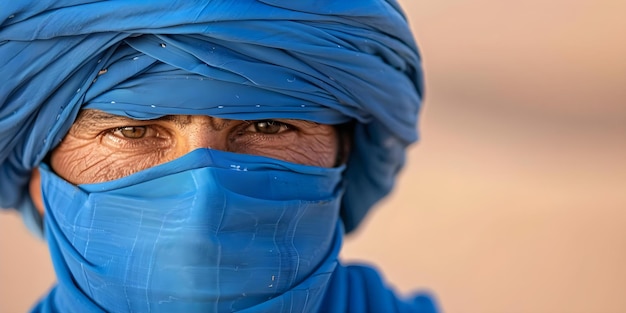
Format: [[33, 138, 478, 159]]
[[121, 126, 145, 138], [255, 120, 281, 134]]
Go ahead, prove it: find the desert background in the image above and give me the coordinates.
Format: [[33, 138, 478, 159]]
[[1, 0, 625, 312]]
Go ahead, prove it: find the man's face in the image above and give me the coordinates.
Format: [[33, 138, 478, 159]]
[[49, 109, 341, 185]]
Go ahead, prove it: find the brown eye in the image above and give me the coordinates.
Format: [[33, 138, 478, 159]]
[[253, 120, 288, 134], [114, 126, 147, 139]]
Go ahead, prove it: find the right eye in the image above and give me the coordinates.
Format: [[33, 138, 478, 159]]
[[247, 120, 291, 135], [113, 126, 148, 139], [102, 124, 170, 151]]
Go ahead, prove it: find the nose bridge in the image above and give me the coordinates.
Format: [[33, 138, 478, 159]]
[[185, 115, 230, 152]]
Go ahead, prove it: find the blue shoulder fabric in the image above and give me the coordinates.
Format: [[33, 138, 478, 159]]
[[0, 1, 423, 233], [321, 264, 439, 313]]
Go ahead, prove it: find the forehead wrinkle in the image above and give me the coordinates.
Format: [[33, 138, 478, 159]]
[[73, 110, 238, 134], [159, 115, 193, 128], [207, 116, 233, 131], [159, 115, 233, 130], [73, 110, 132, 130], [73, 110, 196, 130]]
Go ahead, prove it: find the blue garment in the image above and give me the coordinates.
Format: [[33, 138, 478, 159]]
[[0, 1, 438, 312], [322, 265, 439, 313], [0, 0, 423, 233], [36, 149, 344, 312], [34, 148, 438, 312]]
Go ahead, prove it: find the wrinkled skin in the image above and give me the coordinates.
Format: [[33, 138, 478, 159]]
[[30, 109, 345, 213]]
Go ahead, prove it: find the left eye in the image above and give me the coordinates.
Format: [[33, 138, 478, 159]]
[[250, 120, 289, 134], [113, 126, 148, 139]]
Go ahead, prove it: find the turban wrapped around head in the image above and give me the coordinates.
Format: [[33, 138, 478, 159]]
[[0, 0, 423, 234]]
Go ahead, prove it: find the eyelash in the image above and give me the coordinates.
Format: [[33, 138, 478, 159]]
[[104, 119, 294, 147], [102, 125, 169, 151], [241, 120, 291, 136]]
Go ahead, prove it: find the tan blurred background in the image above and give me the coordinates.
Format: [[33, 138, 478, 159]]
[[2, 0, 625, 312]]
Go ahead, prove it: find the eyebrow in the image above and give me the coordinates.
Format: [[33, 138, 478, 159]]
[[74, 110, 193, 130]]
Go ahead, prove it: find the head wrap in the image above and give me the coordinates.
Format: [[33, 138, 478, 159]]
[[0, 0, 423, 234]]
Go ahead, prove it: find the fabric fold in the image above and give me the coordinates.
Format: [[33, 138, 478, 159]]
[[1, 0, 423, 233]]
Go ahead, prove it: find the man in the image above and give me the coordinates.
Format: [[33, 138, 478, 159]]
[[1, 1, 438, 312]]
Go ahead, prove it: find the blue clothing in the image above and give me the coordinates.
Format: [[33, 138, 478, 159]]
[[32, 149, 437, 312], [322, 265, 439, 313], [33, 265, 438, 313], [0, 1, 438, 312], [1, 0, 423, 232], [36, 150, 344, 312]]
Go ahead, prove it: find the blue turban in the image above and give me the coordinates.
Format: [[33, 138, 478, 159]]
[[0, 0, 423, 234]]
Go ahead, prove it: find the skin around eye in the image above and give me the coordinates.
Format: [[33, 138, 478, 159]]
[[101, 124, 171, 152], [247, 120, 289, 135], [114, 126, 148, 139], [50, 111, 340, 184]]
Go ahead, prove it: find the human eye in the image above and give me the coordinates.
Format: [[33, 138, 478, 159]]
[[51, 110, 184, 184], [112, 126, 153, 139], [228, 119, 297, 154], [244, 120, 291, 135], [102, 124, 170, 150], [228, 118, 340, 167]]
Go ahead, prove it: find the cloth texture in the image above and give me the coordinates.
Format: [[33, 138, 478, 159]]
[[35, 148, 345, 312], [0, 0, 423, 233], [0, 1, 438, 312], [34, 147, 438, 312]]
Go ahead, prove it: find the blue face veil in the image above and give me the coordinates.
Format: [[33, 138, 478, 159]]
[[0, 1, 438, 312]]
